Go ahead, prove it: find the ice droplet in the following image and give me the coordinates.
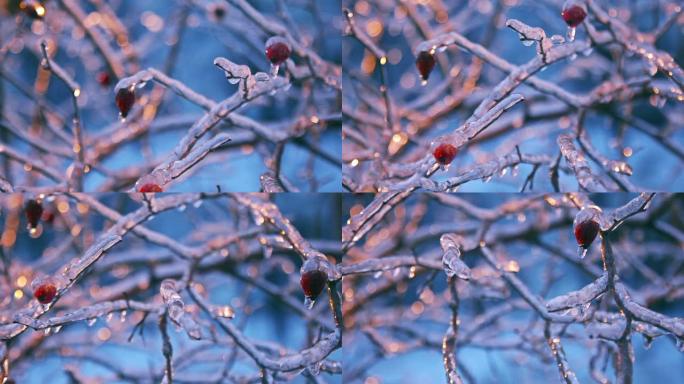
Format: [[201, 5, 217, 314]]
[[567, 27, 576, 42], [44, 327, 52, 336], [308, 362, 322, 376], [511, 165, 520, 177], [499, 167, 508, 177], [437, 46, 447, 53], [582, 48, 593, 56], [146, 215, 155, 222], [647, 63, 658, 76], [421, 79, 428, 86], [522, 39, 535, 47], [578, 246, 588, 259], [193, 200, 203, 208], [177, 205, 187, 212], [483, 176, 492, 183], [373, 270, 383, 279], [120, 310, 128, 323], [392, 268, 401, 277], [642, 335, 653, 350], [87, 318, 97, 327], [227, 77, 240, 85], [676, 337, 684, 352], [304, 296, 315, 310], [106, 312, 114, 323], [270, 64, 280, 78], [569, 53, 578, 61]]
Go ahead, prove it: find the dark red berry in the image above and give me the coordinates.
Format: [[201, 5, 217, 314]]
[[25, 199, 43, 229], [561, 5, 587, 28], [301, 269, 327, 299], [115, 87, 136, 118], [34, 283, 57, 304], [574, 219, 600, 248], [416, 51, 436, 82], [42, 209, 55, 224], [138, 183, 163, 193], [97, 71, 111, 87], [433, 143, 458, 165], [265, 37, 291, 65]]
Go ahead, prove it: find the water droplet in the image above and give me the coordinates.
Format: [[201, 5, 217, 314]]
[[146, 215, 155, 222], [647, 63, 658, 76], [270, 64, 280, 78], [106, 312, 114, 323], [44, 327, 52, 335], [578, 246, 588, 259], [304, 296, 315, 310], [54, 325, 62, 333], [421, 79, 428, 86], [392, 268, 401, 277], [582, 48, 593, 56], [87, 318, 97, 327], [511, 165, 520, 177], [499, 167, 508, 177], [522, 39, 534, 47], [177, 205, 187, 212], [308, 362, 321, 376], [437, 46, 447, 53], [193, 200, 203, 208], [136, 81, 147, 89], [120, 310, 127, 323], [642, 335, 653, 350], [228, 77, 240, 85], [567, 27, 576, 42], [569, 53, 578, 61], [483, 176, 492, 183]]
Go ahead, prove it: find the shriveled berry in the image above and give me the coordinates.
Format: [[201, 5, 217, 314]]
[[265, 37, 291, 65], [561, 4, 587, 27], [416, 51, 436, 82], [574, 219, 600, 248], [34, 283, 57, 304], [97, 71, 111, 87], [42, 209, 55, 224], [25, 199, 43, 229], [138, 183, 163, 193], [433, 143, 458, 165], [301, 269, 327, 300], [115, 87, 136, 118]]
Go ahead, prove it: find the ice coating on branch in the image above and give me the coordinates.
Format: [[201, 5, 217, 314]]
[[160, 279, 201, 340], [440, 234, 471, 280], [214, 57, 252, 85], [547, 274, 608, 312]]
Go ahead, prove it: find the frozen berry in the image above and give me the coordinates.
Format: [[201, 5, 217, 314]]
[[561, 3, 587, 28], [42, 209, 55, 224], [300, 258, 328, 302], [25, 199, 43, 229], [433, 143, 458, 165], [115, 87, 136, 118], [138, 183, 163, 193], [265, 36, 291, 65], [574, 219, 600, 248], [97, 71, 111, 87], [33, 282, 57, 304], [416, 51, 436, 83]]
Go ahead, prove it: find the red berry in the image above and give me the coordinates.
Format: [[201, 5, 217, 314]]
[[34, 283, 57, 304], [25, 199, 43, 229], [416, 51, 436, 82], [42, 209, 55, 224], [115, 87, 136, 118], [574, 219, 600, 248], [301, 269, 327, 299], [561, 4, 587, 28], [433, 143, 458, 165], [97, 71, 111, 87], [265, 37, 291, 65], [138, 183, 163, 193]]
